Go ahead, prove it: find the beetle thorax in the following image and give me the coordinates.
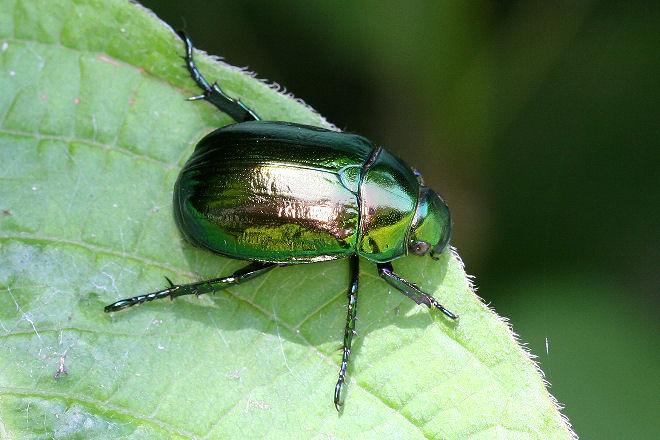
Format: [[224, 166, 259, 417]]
[[356, 148, 419, 263]]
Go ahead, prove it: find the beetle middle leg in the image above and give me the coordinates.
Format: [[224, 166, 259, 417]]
[[377, 262, 458, 320], [334, 255, 359, 411], [177, 31, 260, 123], [104, 261, 276, 312]]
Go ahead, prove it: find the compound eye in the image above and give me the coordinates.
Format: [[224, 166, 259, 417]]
[[410, 240, 430, 256]]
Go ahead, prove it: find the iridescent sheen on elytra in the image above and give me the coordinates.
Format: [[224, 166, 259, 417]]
[[174, 121, 451, 264]]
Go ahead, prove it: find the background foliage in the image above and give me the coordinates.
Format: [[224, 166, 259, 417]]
[[138, 0, 660, 439]]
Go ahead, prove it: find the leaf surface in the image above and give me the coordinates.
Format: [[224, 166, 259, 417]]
[[0, 1, 574, 438]]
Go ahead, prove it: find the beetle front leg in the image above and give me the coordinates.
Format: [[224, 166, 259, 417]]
[[104, 261, 276, 312], [377, 262, 458, 320], [177, 31, 260, 123], [334, 255, 359, 412]]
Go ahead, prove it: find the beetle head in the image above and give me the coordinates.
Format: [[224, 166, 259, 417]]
[[408, 188, 452, 260]]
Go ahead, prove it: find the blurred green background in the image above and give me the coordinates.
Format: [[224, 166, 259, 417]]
[[140, 1, 659, 438]]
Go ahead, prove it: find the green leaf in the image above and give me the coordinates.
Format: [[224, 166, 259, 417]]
[[0, 1, 575, 438]]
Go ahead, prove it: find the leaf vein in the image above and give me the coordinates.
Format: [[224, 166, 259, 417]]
[[0, 233, 197, 280], [0, 126, 177, 170], [0, 387, 197, 439]]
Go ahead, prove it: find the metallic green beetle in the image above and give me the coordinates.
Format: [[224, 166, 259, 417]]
[[105, 32, 457, 411]]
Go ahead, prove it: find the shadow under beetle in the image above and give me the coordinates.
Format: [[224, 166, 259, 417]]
[[105, 32, 458, 411]]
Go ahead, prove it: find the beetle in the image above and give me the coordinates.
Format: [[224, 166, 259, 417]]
[[105, 32, 458, 411]]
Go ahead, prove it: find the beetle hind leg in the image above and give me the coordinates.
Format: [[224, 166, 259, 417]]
[[377, 262, 458, 320], [104, 261, 276, 312], [177, 31, 260, 122], [334, 255, 360, 411]]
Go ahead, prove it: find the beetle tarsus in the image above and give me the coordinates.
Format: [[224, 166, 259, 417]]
[[104, 262, 276, 312], [334, 384, 343, 412], [333, 255, 359, 412], [104, 286, 173, 312], [177, 30, 261, 122], [376, 262, 458, 320], [428, 298, 459, 320]]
